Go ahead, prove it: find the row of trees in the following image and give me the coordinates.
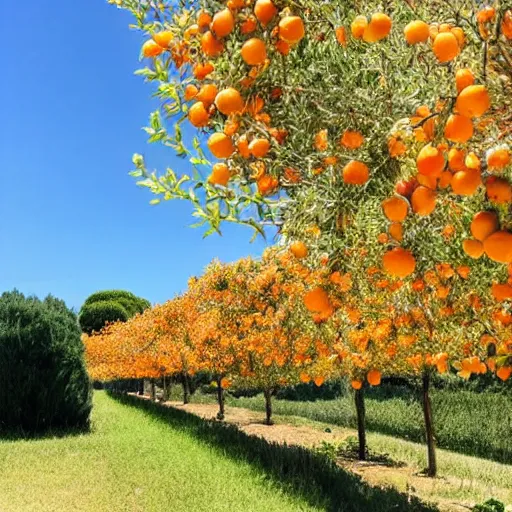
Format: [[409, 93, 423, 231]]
[[104, 0, 512, 478]]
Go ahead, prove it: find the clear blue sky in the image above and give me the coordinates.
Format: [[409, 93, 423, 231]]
[[0, 0, 273, 311]]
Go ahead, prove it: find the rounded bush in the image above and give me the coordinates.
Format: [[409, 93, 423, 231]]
[[79, 300, 129, 335], [0, 290, 92, 432]]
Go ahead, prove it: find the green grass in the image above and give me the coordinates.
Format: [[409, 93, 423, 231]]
[[0, 391, 326, 512], [222, 386, 512, 464]]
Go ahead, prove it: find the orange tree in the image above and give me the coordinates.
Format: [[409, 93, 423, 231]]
[[113, 0, 512, 476]]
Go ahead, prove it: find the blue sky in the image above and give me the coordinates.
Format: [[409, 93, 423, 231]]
[[0, 0, 273, 311]]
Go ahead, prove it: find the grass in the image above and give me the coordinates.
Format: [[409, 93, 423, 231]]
[[0, 391, 327, 512], [219, 385, 512, 465]]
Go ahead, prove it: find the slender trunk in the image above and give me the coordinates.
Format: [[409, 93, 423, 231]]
[[162, 376, 169, 402], [182, 373, 190, 405], [355, 387, 367, 461], [138, 379, 144, 396], [422, 373, 437, 477], [150, 379, 156, 402], [216, 377, 225, 420], [263, 388, 274, 426]]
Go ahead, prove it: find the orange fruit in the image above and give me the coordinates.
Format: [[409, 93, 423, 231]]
[[502, 10, 512, 39], [196, 83, 218, 106], [241, 16, 258, 34], [279, 16, 305, 44], [201, 31, 224, 57], [471, 211, 499, 241], [208, 163, 231, 186], [351, 15, 368, 39], [367, 370, 382, 386], [254, 0, 277, 27], [257, 174, 278, 195], [411, 186, 436, 216], [275, 39, 291, 55], [290, 241, 308, 259], [363, 13, 392, 42], [491, 283, 512, 301], [342, 160, 370, 185], [448, 148, 466, 171], [249, 138, 271, 158], [487, 148, 511, 171], [463, 239, 484, 259], [215, 88, 244, 115], [335, 26, 348, 46], [197, 11, 213, 29], [351, 380, 363, 390], [382, 196, 409, 222], [389, 222, 403, 241], [237, 136, 251, 158], [142, 40, 164, 58], [207, 133, 235, 158], [439, 171, 453, 189], [455, 68, 475, 93], [465, 151, 481, 170], [153, 31, 173, 48], [451, 27, 465, 47], [417, 144, 445, 178], [188, 102, 210, 127], [211, 9, 235, 38], [304, 287, 332, 313], [456, 85, 491, 118], [451, 169, 482, 195], [477, 6, 496, 24], [497, 366, 512, 381], [184, 84, 199, 101], [340, 130, 364, 149], [432, 32, 460, 62], [241, 38, 267, 66], [444, 114, 473, 143], [193, 62, 215, 80], [383, 248, 416, 278], [486, 177, 512, 204], [417, 174, 437, 189], [404, 20, 430, 44]]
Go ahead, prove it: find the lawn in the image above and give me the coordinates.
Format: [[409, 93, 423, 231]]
[[0, 391, 324, 512]]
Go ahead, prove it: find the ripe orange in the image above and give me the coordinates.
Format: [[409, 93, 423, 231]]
[[367, 369, 382, 386], [382, 248, 416, 278], [363, 13, 392, 42], [455, 68, 475, 93], [487, 147, 511, 171], [439, 171, 453, 189], [215, 88, 244, 115], [477, 6, 496, 24], [404, 20, 430, 44], [208, 163, 231, 186], [197, 11, 212, 30], [432, 32, 460, 62], [502, 10, 512, 39], [335, 26, 347, 46], [451, 169, 482, 195], [389, 222, 403, 241], [153, 31, 173, 48], [142, 40, 164, 58], [382, 196, 409, 222], [304, 287, 332, 313], [241, 16, 257, 34], [463, 239, 484, 259], [451, 27, 465, 47], [201, 31, 224, 57], [351, 380, 363, 390], [417, 144, 445, 177], [188, 102, 210, 127], [237, 135, 251, 158], [497, 366, 512, 382], [275, 39, 291, 55], [465, 151, 481, 170], [470, 211, 499, 241], [341, 130, 364, 149], [484, 231, 512, 263], [290, 241, 308, 259], [196, 83, 218, 106], [351, 16, 368, 39], [279, 16, 305, 44], [207, 133, 235, 158], [254, 0, 277, 27], [193, 62, 214, 80], [444, 114, 473, 143], [257, 174, 279, 195], [184, 84, 199, 101], [456, 85, 491, 118], [486, 177, 512, 204], [491, 283, 512, 301], [211, 9, 235, 38], [249, 138, 271, 158], [241, 38, 267, 66], [411, 186, 436, 216], [448, 148, 466, 171], [342, 160, 370, 185]]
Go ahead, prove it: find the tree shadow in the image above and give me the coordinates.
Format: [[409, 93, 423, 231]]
[[0, 424, 90, 443], [110, 392, 438, 512]]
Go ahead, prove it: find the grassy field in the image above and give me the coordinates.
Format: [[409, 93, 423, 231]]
[[0, 391, 328, 512], [221, 386, 512, 464]]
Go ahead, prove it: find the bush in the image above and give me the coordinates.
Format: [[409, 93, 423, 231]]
[[0, 290, 92, 433], [79, 300, 129, 335]]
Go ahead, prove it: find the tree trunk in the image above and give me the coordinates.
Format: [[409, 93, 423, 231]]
[[150, 379, 156, 402], [138, 379, 144, 396], [182, 373, 190, 405], [355, 386, 367, 461], [162, 376, 170, 402], [263, 388, 274, 425], [216, 377, 225, 420], [422, 373, 437, 477]]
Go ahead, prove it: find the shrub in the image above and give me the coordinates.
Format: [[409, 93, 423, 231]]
[[79, 300, 129, 335], [0, 290, 92, 432]]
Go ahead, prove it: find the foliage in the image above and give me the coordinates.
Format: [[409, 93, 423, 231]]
[[0, 290, 92, 432], [473, 499, 506, 512]]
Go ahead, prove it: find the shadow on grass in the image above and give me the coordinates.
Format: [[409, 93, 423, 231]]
[[0, 424, 90, 443], [110, 392, 438, 512]]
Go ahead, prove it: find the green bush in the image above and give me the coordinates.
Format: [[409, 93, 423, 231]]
[[0, 290, 92, 433], [78, 300, 129, 335], [473, 499, 505, 512]]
